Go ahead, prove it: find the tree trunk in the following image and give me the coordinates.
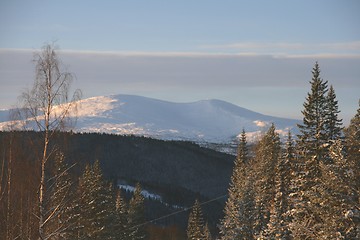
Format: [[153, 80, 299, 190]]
[[39, 127, 49, 239]]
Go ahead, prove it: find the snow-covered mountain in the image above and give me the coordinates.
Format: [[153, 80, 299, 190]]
[[0, 94, 299, 145]]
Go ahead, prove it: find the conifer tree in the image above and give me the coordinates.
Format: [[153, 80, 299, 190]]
[[114, 190, 128, 240], [290, 138, 358, 239], [128, 183, 146, 240], [317, 140, 359, 239], [266, 139, 292, 239], [344, 100, 360, 193], [203, 222, 212, 240], [76, 160, 114, 239], [219, 129, 254, 239], [297, 62, 329, 162], [343, 102, 360, 238], [187, 199, 205, 240], [45, 152, 73, 240], [238, 129, 249, 164], [253, 124, 281, 237], [291, 63, 342, 239], [325, 85, 343, 141], [105, 183, 118, 240], [285, 131, 295, 164]]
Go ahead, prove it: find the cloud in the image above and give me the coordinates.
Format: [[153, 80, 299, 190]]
[[320, 41, 360, 51], [199, 41, 360, 57], [277, 53, 360, 59], [1, 48, 359, 92], [201, 42, 305, 50], [2, 47, 360, 60], [0, 48, 359, 124], [59, 49, 264, 58]]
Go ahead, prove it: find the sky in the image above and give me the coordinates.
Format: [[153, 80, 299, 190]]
[[0, 0, 359, 124]]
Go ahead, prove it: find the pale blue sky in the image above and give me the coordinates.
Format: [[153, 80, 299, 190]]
[[1, 0, 360, 52], [0, 0, 359, 123]]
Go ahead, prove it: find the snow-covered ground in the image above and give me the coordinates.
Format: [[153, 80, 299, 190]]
[[0, 94, 300, 144], [118, 184, 162, 201], [118, 184, 184, 210]]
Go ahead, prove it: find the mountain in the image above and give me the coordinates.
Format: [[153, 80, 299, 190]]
[[0, 94, 300, 144]]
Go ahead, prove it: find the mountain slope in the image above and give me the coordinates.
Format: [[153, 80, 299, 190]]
[[0, 94, 299, 143]]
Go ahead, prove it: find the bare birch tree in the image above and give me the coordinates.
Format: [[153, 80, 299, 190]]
[[18, 43, 81, 240]]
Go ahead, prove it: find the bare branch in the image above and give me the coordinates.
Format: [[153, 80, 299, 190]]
[[15, 42, 81, 240]]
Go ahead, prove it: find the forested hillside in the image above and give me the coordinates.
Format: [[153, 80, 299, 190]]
[[0, 131, 233, 239]]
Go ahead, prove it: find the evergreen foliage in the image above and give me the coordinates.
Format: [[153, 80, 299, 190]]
[[203, 222, 212, 240], [76, 160, 114, 239], [187, 199, 205, 240], [128, 183, 147, 240], [253, 124, 281, 238], [297, 62, 329, 162], [344, 100, 360, 194], [325, 85, 343, 141], [45, 152, 73, 240], [318, 140, 359, 239], [289, 63, 356, 239], [343, 102, 360, 238], [266, 137, 292, 239], [219, 129, 254, 240], [218, 68, 357, 239], [57, 162, 146, 240], [291, 63, 329, 238], [114, 190, 128, 240]]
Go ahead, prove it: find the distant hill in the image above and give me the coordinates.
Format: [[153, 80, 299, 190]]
[[0, 94, 300, 145]]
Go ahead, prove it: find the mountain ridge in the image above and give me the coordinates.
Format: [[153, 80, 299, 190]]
[[0, 94, 300, 144]]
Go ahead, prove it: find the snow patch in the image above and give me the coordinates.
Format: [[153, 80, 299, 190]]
[[118, 184, 185, 210], [253, 120, 268, 128], [118, 184, 162, 201]]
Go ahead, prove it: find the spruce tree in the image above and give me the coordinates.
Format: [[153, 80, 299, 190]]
[[343, 101, 360, 238], [76, 160, 114, 239], [128, 183, 146, 240], [266, 137, 292, 239], [291, 63, 341, 239], [114, 190, 128, 240], [285, 131, 295, 164], [325, 85, 343, 141], [219, 129, 254, 239], [253, 124, 281, 238], [187, 199, 205, 240], [104, 183, 117, 240], [204, 222, 212, 240], [317, 140, 359, 239], [45, 152, 73, 240], [344, 100, 360, 194], [238, 129, 249, 164], [297, 62, 329, 162], [65, 185, 82, 239]]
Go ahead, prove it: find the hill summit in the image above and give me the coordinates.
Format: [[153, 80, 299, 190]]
[[0, 94, 299, 144]]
